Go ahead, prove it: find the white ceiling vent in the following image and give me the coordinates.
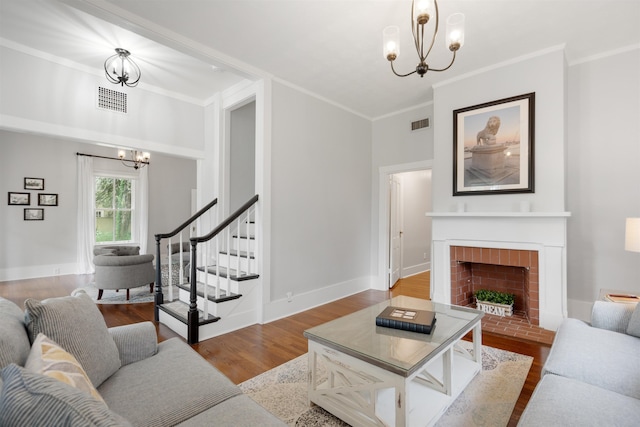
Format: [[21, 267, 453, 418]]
[[411, 117, 430, 131], [97, 86, 127, 114]]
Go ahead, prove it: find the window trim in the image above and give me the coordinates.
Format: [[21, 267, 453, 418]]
[[94, 171, 138, 245]]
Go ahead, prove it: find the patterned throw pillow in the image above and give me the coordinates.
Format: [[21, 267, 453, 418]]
[[26, 333, 104, 403]]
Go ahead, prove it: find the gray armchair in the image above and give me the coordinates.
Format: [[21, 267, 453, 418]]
[[93, 246, 155, 300]]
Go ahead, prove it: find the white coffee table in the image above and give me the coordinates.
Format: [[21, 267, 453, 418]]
[[304, 295, 484, 427]]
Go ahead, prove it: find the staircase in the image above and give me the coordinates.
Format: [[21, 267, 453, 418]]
[[154, 195, 260, 344]]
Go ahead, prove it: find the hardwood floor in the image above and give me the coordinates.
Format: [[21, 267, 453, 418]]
[[0, 272, 549, 426]]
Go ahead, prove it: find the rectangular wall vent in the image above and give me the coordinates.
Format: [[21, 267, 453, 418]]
[[97, 86, 127, 113], [411, 117, 430, 131]]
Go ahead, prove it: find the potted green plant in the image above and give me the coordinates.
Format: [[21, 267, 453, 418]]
[[474, 289, 515, 317]]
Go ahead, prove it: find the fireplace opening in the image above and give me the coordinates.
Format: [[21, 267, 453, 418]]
[[450, 246, 539, 326]]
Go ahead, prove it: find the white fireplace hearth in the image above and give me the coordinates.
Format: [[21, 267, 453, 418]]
[[428, 212, 571, 331]]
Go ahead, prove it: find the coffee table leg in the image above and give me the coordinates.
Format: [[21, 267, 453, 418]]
[[473, 322, 482, 364], [443, 348, 453, 396]]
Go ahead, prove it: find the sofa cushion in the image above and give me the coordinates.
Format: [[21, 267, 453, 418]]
[[0, 298, 31, 370], [626, 303, 640, 338], [543, 318, 640, 399], [98, 338, 241, 427], [176, 394, 286, 426], [26, 333, 104, 403], [24, 292, 121, 388], [0, 364, 131, 427], [518, 374, 640, 427]]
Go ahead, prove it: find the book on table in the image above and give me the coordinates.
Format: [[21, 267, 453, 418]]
[[376, 306, 437, 334], [605, 293, 640, 303]]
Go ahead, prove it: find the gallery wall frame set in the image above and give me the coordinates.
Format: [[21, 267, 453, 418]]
[[453, 92, 535, 196], [8, 177, 57, 220]]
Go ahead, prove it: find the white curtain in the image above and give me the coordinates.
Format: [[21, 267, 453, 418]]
[[138, 166, 149, 254], [76, 156, 95, 274]]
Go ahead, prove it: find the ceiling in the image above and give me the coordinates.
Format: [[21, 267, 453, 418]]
[[1, 0, 639, 119]]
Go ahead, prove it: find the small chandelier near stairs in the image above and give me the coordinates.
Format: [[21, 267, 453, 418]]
[[383, 0, 465, 78], [118, 149, 150, 170]]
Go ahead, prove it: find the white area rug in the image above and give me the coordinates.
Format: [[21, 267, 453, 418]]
[[239, 341, 532, 427], [74, 284, 159, 304]]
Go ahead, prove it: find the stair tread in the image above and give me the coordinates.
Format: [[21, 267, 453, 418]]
[[218, 250, 255, 259], [176, 282, 242, 303], [195, 265, 259, 281], [158, 300, 220, 325], [232, 234, 255, 240]]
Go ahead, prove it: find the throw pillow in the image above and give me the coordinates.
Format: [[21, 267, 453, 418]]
[[24, 291, 121, 388], [0, 364, 131, 427], [626, 303, 640, 338], [26, 333, 105, 403]]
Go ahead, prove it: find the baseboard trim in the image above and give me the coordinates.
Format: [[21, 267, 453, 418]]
[[0, 263, 78, 282], [401, 264, 430, 278], [262, 276, 374, 323]]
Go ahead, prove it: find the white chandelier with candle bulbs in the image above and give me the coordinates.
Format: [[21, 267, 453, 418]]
[[118, 149, 150, 170], [383, 0, 465, 78]]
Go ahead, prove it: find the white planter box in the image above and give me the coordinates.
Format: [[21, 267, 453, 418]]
[[476, 299, 513, 317]]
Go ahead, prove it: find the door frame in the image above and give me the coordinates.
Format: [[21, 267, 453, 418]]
[[389, 174, 402, 288], [376, 160, 433, 290]]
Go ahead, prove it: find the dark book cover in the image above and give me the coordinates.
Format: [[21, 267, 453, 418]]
[[375, 306, 437, 334]]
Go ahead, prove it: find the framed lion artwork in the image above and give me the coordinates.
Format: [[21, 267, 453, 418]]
[[453, 93, 535, 196]]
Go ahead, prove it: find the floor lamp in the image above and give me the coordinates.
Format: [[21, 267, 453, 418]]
[[626, 218, 640, 253]]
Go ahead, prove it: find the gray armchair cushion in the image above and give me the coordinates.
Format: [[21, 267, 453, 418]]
[[94, 254, 154, 267], [93, 254, 155, 292], [108, 322, 158, 366], [0, 298, 30, 370], [94, 246, 140, 256], [626, 303, 640, 337], [24, 292, 121, 388], [0, 364, 131, 427]]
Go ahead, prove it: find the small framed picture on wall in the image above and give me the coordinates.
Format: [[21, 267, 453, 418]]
[[24, 177, 44, 191], [24, 208, 44, 221], [8, 192, 30, 205], [38, 193, 58, 206]]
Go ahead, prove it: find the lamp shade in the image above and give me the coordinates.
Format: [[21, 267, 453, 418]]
[[625, 218, 640, 252], [446, 13, 465, 51], [383, 26, 400, 60]]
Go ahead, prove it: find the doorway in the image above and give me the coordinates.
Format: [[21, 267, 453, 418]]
[[378, 161, 433, 291]]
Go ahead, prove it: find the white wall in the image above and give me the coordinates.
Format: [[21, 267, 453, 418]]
[[433, 47, 567, 213], [370, 104, 434, 285], [0, 46, 205, 156], [266, 81, 372, 315], [397, 169, 432, 277], [0, 130, 196, 281], [566, 48, 640, 306]]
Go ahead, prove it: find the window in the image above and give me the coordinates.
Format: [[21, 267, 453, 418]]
[[95, 175, 136, 243]]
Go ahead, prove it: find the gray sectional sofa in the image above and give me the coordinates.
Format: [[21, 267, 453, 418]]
[[0, 292, 285, 426], [518, 301, 640, 426]]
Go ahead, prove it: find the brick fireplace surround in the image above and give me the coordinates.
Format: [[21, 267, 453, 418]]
[[450, 246, 539, 326], [429, 212, 570, 342]]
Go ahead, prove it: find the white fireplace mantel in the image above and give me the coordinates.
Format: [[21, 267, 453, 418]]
[[426, 212, 571, 218], [430, 213, 571, 331]]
